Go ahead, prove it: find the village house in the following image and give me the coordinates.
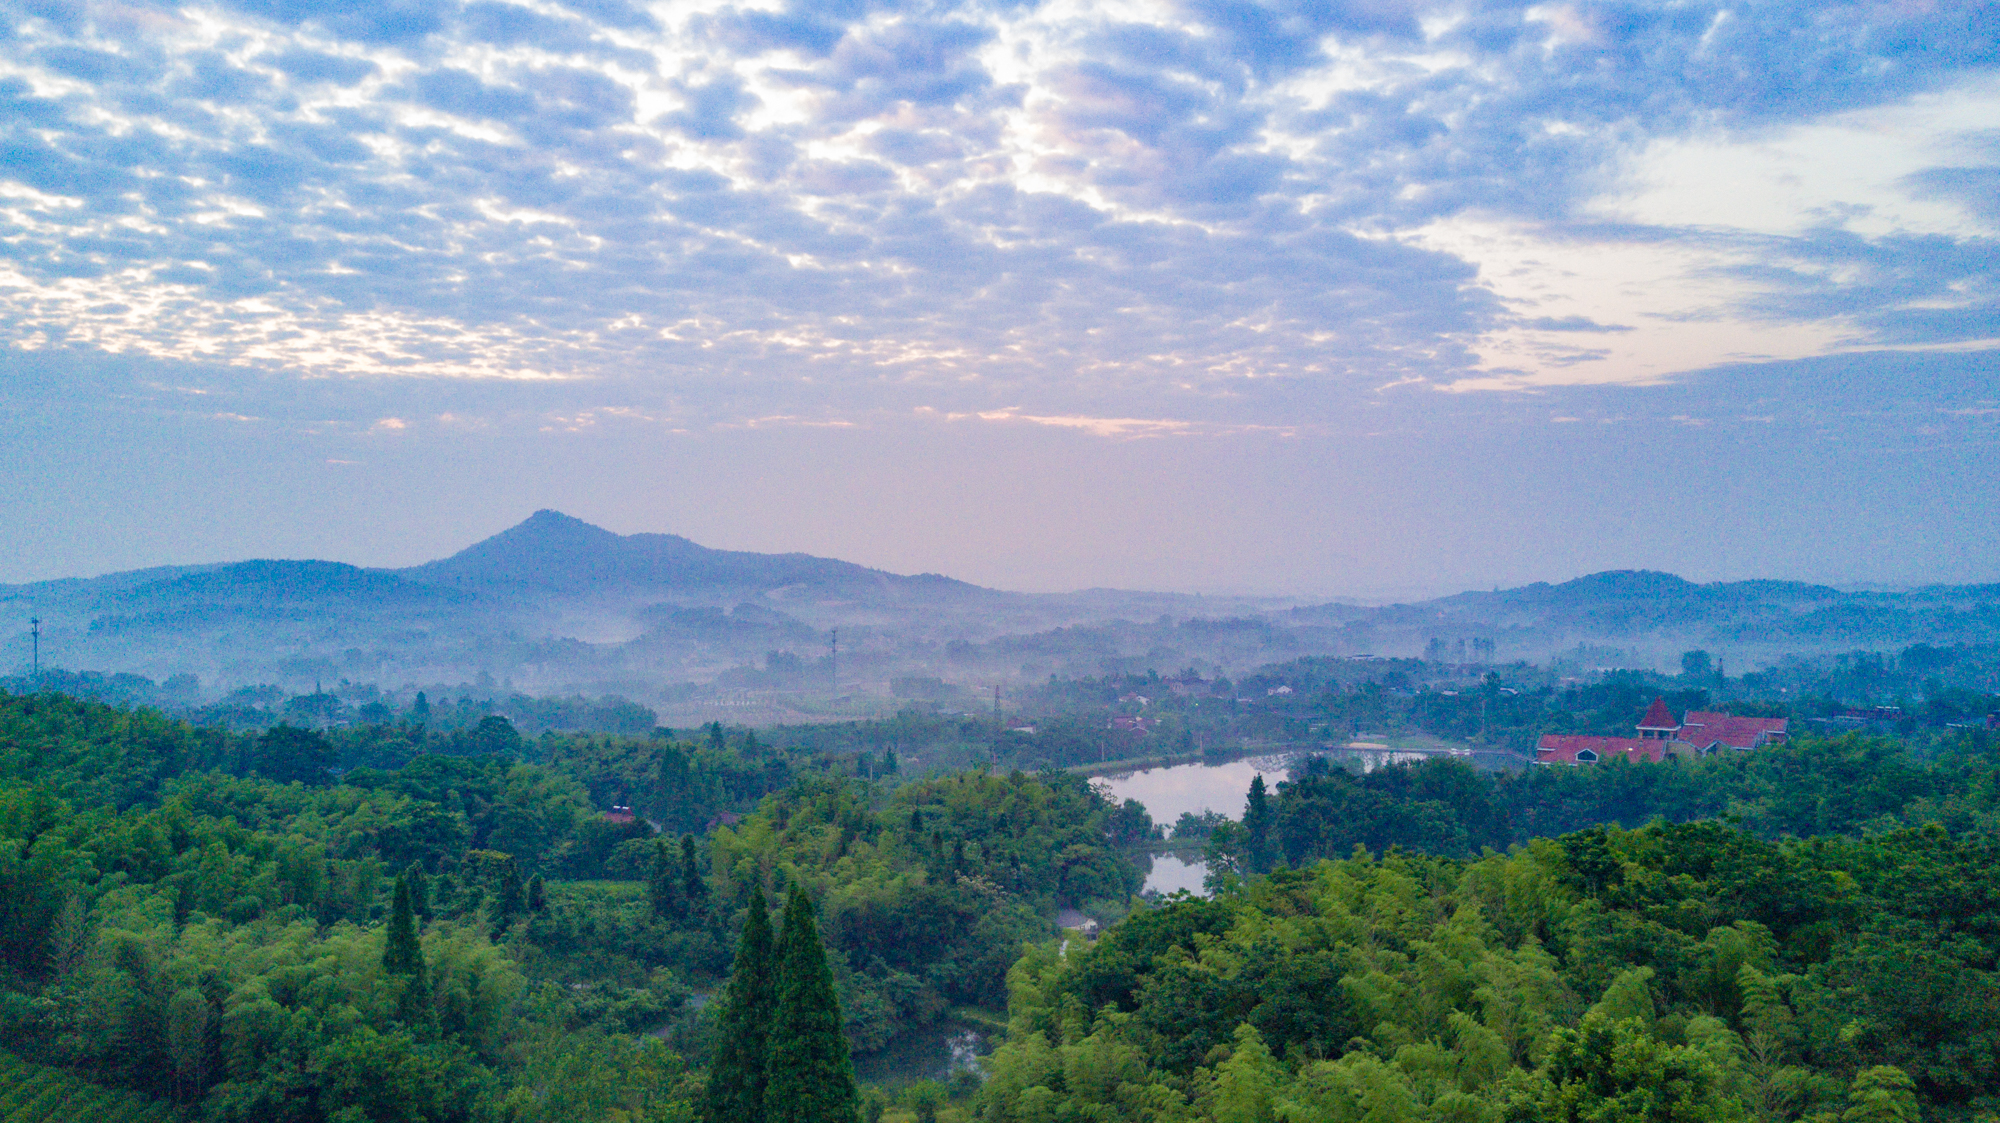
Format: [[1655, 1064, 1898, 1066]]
[[1536, 698, 1789, 765]]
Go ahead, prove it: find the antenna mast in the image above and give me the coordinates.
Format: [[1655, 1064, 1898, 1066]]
[[30, 617, 39, 679], [828, 629, 838, 694]]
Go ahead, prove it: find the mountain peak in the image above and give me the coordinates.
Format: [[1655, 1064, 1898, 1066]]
[[403, 512, 980, 598], [511, 509, 622, 540]]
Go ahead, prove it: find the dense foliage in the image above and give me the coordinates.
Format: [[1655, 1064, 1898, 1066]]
[[0, 688, 1152, 1120], [0, 690, 740, 1121], [986, 819, 1988, 1121], [1206, 732, 2000, 873], [0, 1049, 177, 1123], [707, 768, 1142, 1051]]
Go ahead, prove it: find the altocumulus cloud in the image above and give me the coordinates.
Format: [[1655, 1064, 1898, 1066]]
[[0, 0, 1994, 431]]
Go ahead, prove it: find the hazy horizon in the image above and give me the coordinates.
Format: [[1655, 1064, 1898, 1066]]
[[7, 504, 1993, 604]]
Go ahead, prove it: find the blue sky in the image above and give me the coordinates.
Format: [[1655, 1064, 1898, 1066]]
[[0, 0, 1994, 594]]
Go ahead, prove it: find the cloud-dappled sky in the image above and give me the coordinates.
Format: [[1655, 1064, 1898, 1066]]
[[0, 0, 1995, 594]]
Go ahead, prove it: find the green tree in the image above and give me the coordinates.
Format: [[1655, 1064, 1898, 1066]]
[[494, 857, 524, 931], [166, 986, 209, 1101], [1512, 1012, 1746, 1123], [405, 862, 432, 921], [1589, 967, 1657, 1027], [527, 874, 545, 912], [250, 725, 338, 785], [383, 872, 432, 1028], [1245, 774, 1275, 874], [1215, 1023, 1279, 1123], [681, 834, 707, 905], [384, 873, 422, 976], [766, 885, 859, 1123], [704, 891, 777, 1123], [1842, 1067, 1919, 1123]]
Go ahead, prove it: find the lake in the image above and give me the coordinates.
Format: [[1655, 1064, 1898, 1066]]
[[1098, 743, 1521, 895], [1095, 744, 1456, 824]]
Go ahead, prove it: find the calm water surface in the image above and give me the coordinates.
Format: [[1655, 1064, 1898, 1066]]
[[1094, 746, 1445, 824], [1136, 852, 1209, 896], [852, 1019, 990, 1087], [1102, 745, 1513, 896]]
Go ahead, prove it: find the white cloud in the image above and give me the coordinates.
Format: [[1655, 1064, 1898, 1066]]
[[0, 0, 1989, 426]]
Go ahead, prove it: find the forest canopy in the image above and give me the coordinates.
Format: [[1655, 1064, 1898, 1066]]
[[985, 820, 1993, 1121]]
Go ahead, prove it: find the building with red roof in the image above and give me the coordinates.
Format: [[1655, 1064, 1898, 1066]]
[[1535, 698, 1787, 766], [1676, 711, 1789, 752], [1534, 735, 1676, 765]]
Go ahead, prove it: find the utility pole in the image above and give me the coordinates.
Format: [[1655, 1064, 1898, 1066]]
[[30, 617, 39, 679], [828, 629, 838, 694]]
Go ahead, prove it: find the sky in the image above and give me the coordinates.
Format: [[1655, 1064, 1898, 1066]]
[[0, 0, 1994, 596]]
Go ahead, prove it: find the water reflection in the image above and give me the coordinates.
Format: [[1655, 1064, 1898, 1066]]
[[1105, 745, 1521, 899], [852, 1019, 990, 1087], [1095, 745, 1458, 826], [1136, 851, 1209, 897]]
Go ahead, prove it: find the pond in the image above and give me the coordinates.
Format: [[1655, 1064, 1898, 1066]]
[[1134, 850, 1209, 896], [852, 1018, 991, 1088], [1099, 744, 1522, 896], [1095, 745, 1450, 825]]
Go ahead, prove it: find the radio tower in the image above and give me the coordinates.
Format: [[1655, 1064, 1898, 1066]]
[[828, 629, 838, 693], [29, 617, 39, 679]]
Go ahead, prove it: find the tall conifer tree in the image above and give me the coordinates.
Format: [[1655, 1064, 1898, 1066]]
[[383, 872, 431, 1026], [1244, 774, 1274, 874], [703, 891, 776, 1123], [404, 862, 431, 920], [384, 873, 421, 976], [681, 834, 708, 906], [766, 885, 859, 1123]]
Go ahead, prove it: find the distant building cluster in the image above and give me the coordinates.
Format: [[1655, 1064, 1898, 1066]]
[[1535, 698, 1789, 765]]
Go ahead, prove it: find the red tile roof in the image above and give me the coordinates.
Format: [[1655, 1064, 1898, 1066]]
[[1536, 735, 1671, 765], [1678, 711, 1788, 750], [1638, 697, 1679, 730]]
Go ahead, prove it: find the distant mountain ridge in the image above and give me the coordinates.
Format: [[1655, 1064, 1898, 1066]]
[[400, 509, 989, 597], [7, 517, 1998, 647], [4, 516, 1996, 694]]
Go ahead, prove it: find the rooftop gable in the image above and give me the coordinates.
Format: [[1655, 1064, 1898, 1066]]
[[1638, 697, 1679, 730]]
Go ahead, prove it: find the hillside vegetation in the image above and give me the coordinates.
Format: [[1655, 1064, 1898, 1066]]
[[986, 821, 1993, 1121], [8, 682, 2000, 1121], [0, 689, 1142, 1121]]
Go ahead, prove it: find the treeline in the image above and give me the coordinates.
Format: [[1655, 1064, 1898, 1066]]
[[0, 689, 807, 828], [1207, 731, 2000, 874], [986, 819, 1999, 1120], [0, 671, 665, 737]]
